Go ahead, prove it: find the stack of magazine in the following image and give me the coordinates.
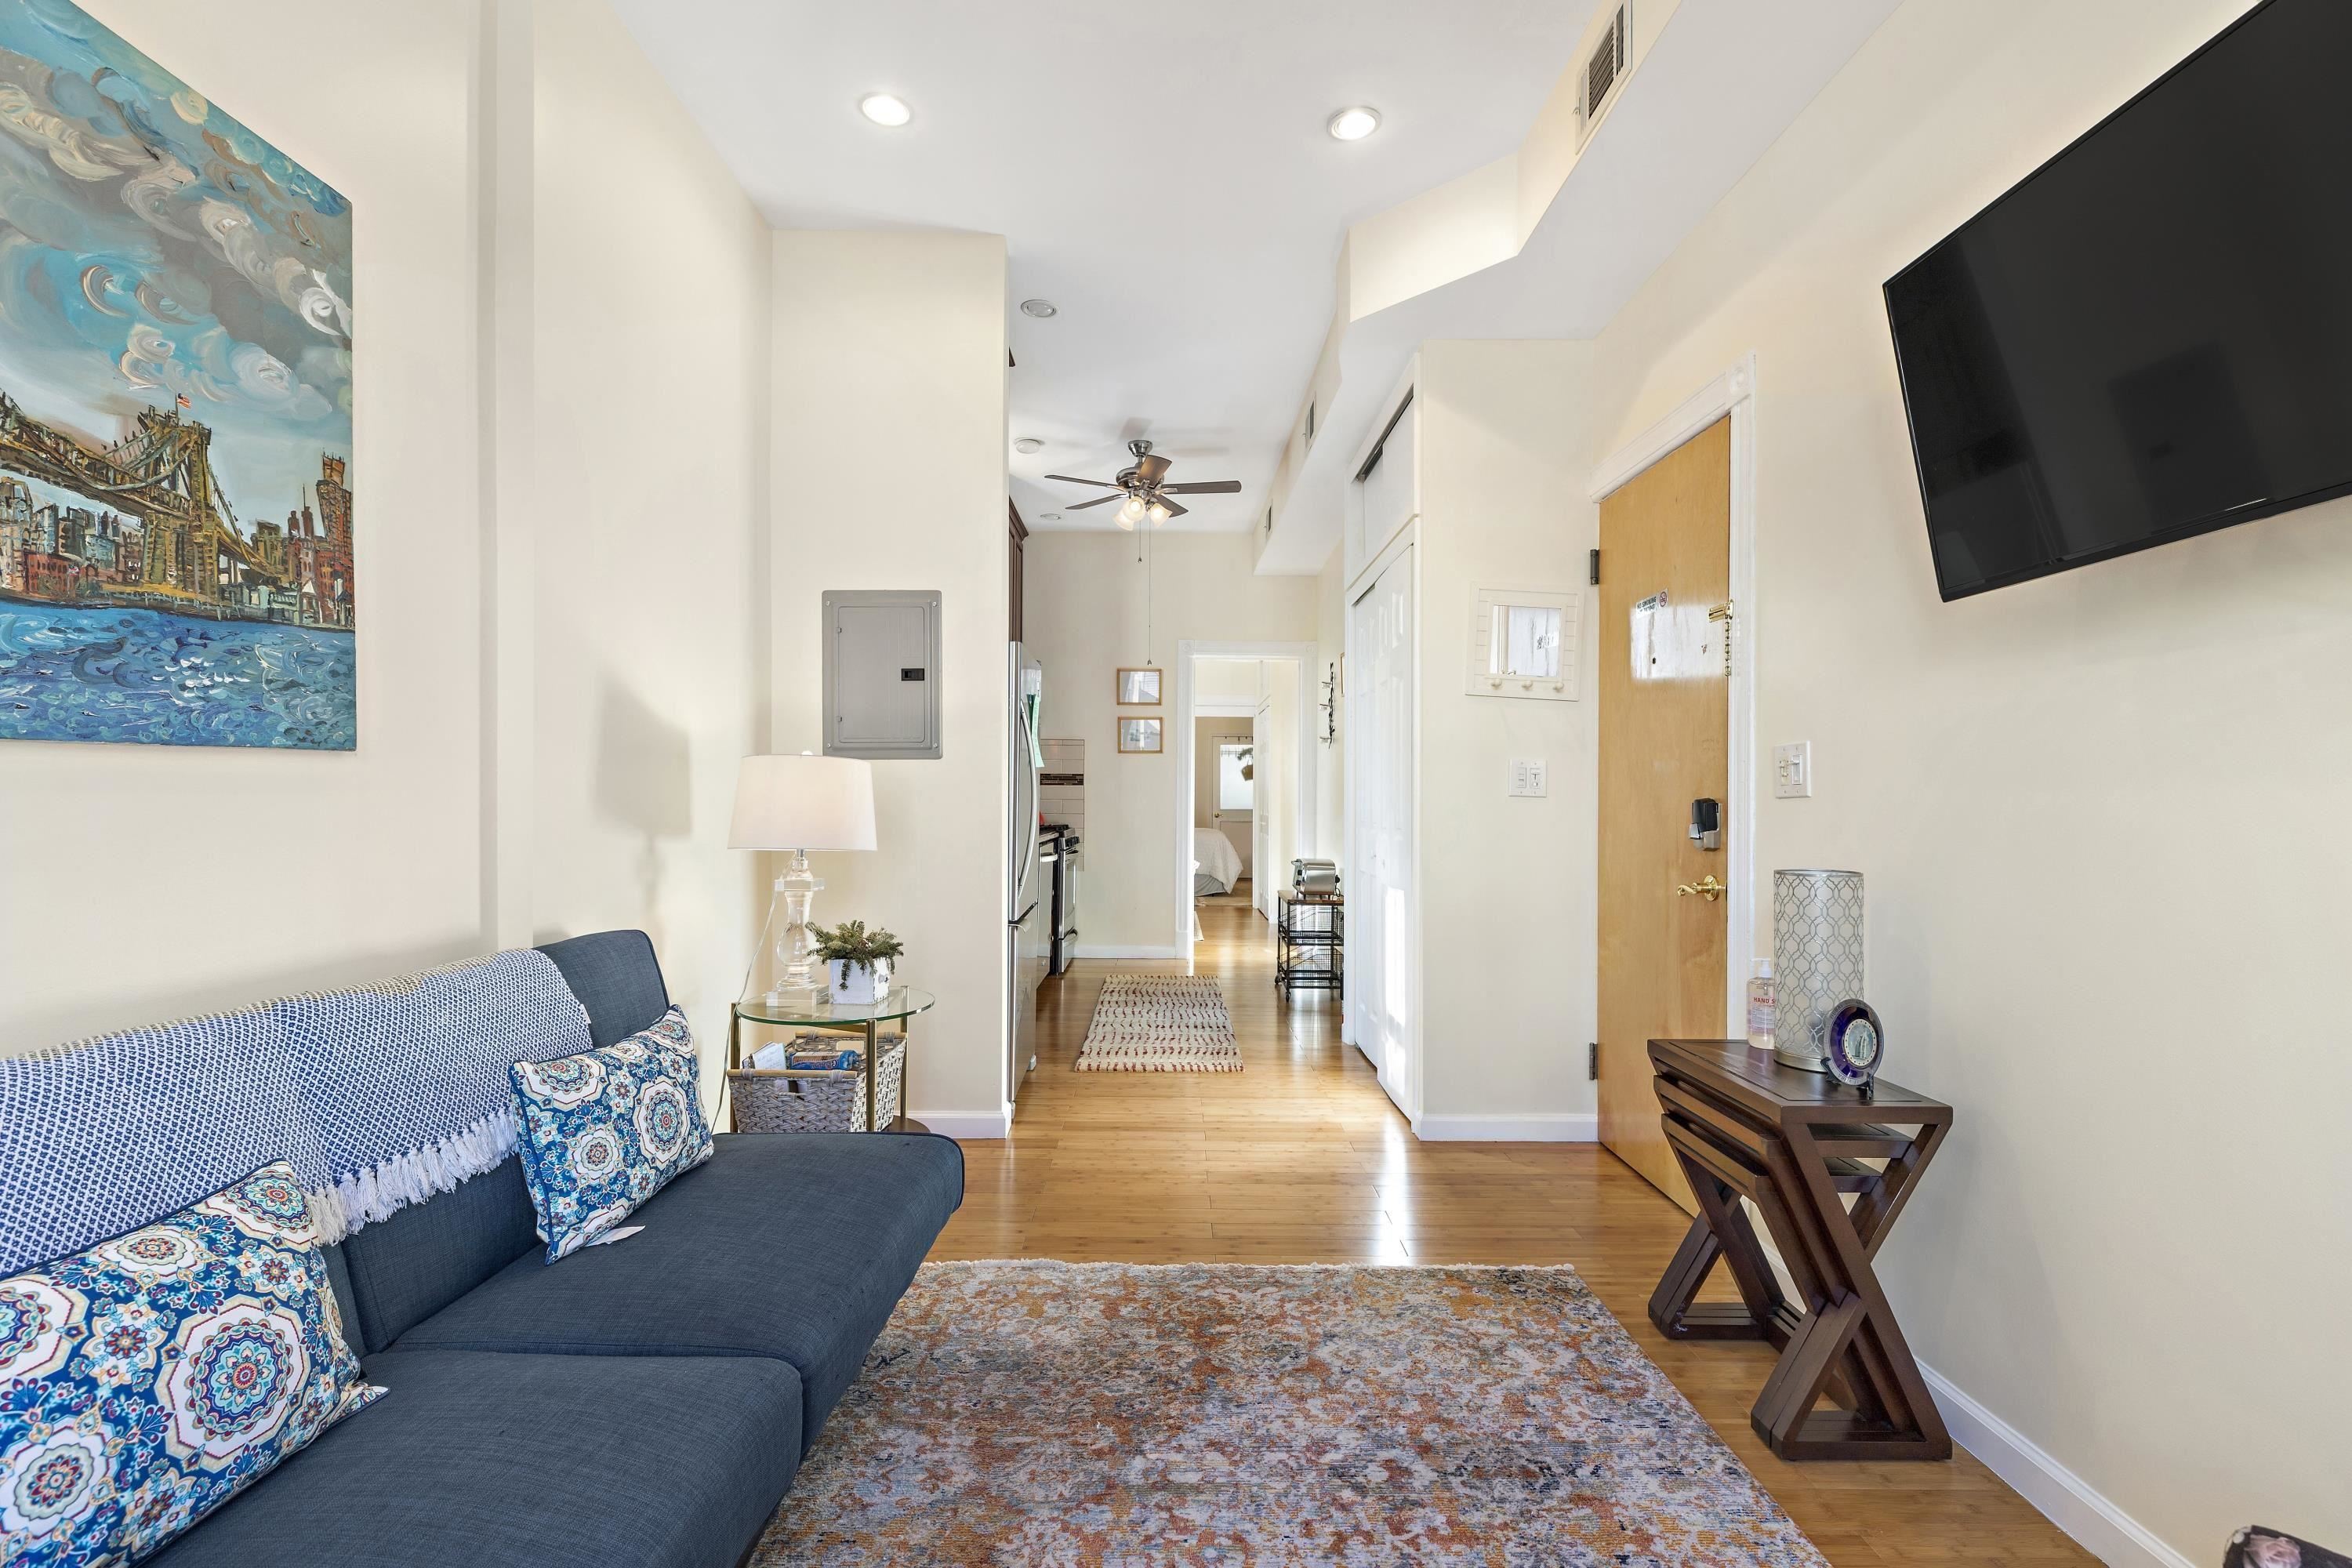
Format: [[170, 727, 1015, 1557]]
[[750, 1035, 862, 1073]]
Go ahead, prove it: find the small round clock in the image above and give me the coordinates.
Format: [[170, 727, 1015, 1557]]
[[1823, 999, 1885, 1091]]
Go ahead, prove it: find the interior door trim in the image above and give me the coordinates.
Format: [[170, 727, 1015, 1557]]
[[1590, 354, 1759, 1030]]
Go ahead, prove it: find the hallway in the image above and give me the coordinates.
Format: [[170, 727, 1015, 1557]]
[[933, 897, 2090, 1567]]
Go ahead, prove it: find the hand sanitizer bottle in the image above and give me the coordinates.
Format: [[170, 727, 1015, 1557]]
[[1745, 959, 1776, 1054]]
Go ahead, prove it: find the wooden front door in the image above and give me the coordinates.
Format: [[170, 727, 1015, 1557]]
[[1597, 417, 1733, 1210]]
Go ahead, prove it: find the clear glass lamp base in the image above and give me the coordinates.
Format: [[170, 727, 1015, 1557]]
[[743, 851, 826, 1004]]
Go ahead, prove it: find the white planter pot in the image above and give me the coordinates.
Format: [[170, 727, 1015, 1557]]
[[827, 957, 891, 1006]]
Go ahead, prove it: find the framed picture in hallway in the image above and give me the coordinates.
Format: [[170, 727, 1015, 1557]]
[[1118, 716, 1163, 753], [1116, 667, 1162, 706], [0, 2, 356, 751]]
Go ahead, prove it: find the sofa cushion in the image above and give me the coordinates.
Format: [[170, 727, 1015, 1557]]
[[143, 1348, 800, 1568], [334, 1156, 537, 1356], [0, 1163, 383, 1566], [510, 1007, 715, 1261], [535, 931, 671, 1047], [394, 1131, 963, 1450]]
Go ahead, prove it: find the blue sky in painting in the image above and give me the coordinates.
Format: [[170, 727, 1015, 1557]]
[[0, 0, 350, 528]]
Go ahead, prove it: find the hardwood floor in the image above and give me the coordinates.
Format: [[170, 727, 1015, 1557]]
[[932, 896, 2092, 1568]]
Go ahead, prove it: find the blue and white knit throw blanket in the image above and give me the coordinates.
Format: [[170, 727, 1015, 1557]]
[[0, 949, 592, 1276]]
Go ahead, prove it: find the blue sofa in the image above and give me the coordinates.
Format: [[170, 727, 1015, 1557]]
[[147, 930, 966, 1568]]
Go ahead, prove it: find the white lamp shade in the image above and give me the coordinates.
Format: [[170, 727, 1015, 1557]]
[[727, 755, 877, 851]]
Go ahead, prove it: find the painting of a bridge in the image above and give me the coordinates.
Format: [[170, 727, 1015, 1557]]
[[0, 0, 354, 750]]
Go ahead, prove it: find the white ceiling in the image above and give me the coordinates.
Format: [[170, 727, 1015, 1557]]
[[608, 0, 1598, 535]]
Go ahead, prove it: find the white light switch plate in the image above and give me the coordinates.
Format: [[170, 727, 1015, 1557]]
[[1508, 758, 1548, 797], [1773, 742, 1813, 799]]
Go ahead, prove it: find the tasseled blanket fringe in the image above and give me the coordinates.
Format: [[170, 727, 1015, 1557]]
[[307, 1108, 522, 1243]]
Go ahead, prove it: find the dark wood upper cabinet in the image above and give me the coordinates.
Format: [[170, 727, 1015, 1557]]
[[1007, 500, 1028, 644]]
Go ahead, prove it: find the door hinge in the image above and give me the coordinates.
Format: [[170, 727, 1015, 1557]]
[[1588, 548, 1601, 586], [1588, 1042, 1599, 1080]]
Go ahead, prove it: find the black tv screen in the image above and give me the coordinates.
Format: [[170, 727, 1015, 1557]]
[[1885, 0, 2352, 600]]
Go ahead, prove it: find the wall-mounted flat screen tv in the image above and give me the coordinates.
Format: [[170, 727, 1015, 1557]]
[[1885, 0, 2352, 601]]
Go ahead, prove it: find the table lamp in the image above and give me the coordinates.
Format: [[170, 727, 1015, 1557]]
[[728, 753, 877, 1002]]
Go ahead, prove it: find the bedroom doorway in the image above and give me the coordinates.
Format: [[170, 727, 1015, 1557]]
[[1172, 643, 1317, 963]]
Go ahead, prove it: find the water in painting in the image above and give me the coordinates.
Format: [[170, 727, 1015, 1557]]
[[0, 0, 354, 750]]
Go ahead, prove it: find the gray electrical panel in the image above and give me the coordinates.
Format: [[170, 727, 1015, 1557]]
[[822, 590, 942, 760]]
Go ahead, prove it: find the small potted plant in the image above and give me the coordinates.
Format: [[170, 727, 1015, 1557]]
[[811, 920, 904, 1006]]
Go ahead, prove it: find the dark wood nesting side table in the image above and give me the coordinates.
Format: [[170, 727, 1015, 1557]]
[[1645, 1039, 1954, 1462]]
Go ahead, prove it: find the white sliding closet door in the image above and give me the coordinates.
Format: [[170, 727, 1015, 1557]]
[[1349, 544, 1417, 1120]]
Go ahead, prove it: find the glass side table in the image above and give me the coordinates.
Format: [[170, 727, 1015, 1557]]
[[730, 988, 937, 1134]]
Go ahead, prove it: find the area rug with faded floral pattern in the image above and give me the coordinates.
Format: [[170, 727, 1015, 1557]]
[[752, 1261, 1828, 1566], [1072, 974, 1244, 1073]]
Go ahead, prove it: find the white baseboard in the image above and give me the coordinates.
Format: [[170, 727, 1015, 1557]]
[[1922, 1365, 2193, 1568], [1071, 945, 1179, 960], [1739, 1226, 2191, 1568], [1410, 1113, 1599, 1142], [907, 1110, 1009, 1140]]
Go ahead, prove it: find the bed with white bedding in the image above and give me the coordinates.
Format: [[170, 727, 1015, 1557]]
[[1192, 827, 1245, 897]]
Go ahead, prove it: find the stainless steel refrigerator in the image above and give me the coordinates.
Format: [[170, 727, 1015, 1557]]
[[1006, 644, 1047, 1113]]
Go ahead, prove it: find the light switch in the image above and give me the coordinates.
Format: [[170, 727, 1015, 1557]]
[[1773, 742, 1813, 799], [1508, 758, 1548, 798]]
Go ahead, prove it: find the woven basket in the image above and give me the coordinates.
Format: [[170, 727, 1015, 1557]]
[[728, 1033, 906, 1133]]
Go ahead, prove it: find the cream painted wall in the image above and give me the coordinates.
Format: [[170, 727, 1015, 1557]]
[[0, 0, 775, 1145], [526, 1, 769, 1113], [0, 1, 488, 1051], [770, 231, 1009, 1133], [1412, 341, 1599, 1133], [1022, 532, 1315, 952], [1261, 657, 1299, 914], [1577, 0, 2346, 1552], [1314, 552, 1345, 867]]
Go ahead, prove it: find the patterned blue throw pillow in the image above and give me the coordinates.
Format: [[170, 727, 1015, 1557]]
[[0, 1163, 383, 1565], [510, 1005, 714, 1262]]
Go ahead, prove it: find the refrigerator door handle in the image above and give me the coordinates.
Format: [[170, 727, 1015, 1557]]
[[1010, 902, 1039, 928]]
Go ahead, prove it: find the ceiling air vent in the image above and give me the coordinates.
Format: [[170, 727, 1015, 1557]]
[[1578, 5, 1630, 142]]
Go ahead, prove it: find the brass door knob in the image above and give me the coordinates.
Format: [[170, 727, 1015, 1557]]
[[1675, 875, 1727, 902]]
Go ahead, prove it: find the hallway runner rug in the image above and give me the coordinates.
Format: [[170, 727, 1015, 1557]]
[[1072, 974, 1244, 1073], [751, 1261, 1828, 1566]]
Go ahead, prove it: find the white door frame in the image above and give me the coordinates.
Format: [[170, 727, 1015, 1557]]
[[1588, 352, 1760, 1033], [1172, 641, 1319, 957]]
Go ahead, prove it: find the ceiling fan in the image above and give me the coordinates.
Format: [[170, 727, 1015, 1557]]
[[1045, 439, 1241, 529]]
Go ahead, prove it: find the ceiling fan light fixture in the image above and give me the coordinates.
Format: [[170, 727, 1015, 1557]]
[[1118, 495, 1147, 528], [1327, 106, 1381, 142], [858, 93, 913, 127], [1146, 500, 1172, 526], [1018, 298, 1058, 319], [1013, 437, 1044, 454]]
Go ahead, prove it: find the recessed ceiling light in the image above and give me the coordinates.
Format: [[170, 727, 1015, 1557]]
[[1013, 437, 1044, 454], [1018, 298, 1058, 319], [1327, 106, 1381, 142], [1040, 513, 1062, 521], [858, 93, 912, 128]]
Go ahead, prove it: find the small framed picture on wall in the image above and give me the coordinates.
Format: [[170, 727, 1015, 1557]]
[[1118, 716, 1163, 753], [1116, 667, 1162, 706]]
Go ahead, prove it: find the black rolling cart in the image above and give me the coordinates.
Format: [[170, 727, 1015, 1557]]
[[1276, 889, 1344, 1000]]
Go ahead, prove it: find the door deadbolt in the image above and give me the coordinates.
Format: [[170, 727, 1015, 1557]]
[[1689, 797, 1721, 851]]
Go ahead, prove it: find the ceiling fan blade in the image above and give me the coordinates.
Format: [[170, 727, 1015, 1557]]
[[1044, 474, 1118, 488], [1134, 454, 1172, 485], [1161, 480, 1243, 494], [1153, 497, 1189, 519], [1065, 493, 1123, 510]]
